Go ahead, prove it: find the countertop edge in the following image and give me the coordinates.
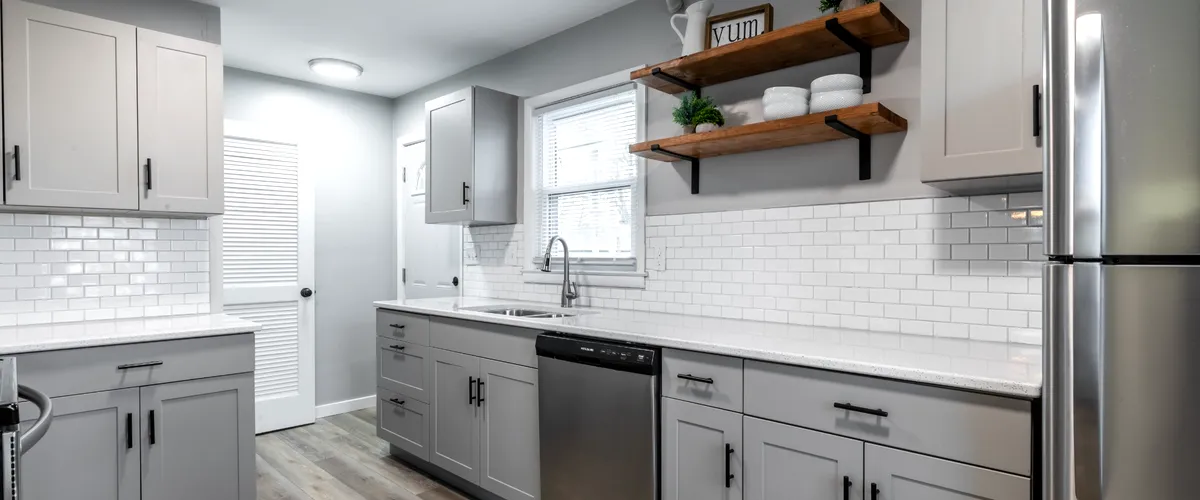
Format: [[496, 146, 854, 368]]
[[0, 316, 262, 356], [374, 301, 1041, 399]]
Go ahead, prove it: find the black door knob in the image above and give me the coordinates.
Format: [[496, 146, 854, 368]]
[[300, 288, 313, 298], [452, 277, 459, 287]]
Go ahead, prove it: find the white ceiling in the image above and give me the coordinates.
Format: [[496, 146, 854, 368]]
[[202, 0, 639, 98]]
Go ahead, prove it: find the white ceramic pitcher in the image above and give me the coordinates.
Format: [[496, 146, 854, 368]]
[[670, 0, 714, 56]]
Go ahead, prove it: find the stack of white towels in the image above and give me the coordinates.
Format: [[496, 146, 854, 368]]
[[762, 73, 865, 121]]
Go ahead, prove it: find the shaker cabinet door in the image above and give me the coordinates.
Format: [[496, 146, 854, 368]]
[[425, 88, 474, 223], [479, 359, 540, 500], [19, 389, 141, 500], [662, 397, 743, 500], [137, 28, 224, 214], [743, 416, 864, 500], [427, 347, 482, 483], [140, 373, 255, 500], [864, 444, 1029, 500], [1, 0, 139, 209], [921, 0, 1042, 184]]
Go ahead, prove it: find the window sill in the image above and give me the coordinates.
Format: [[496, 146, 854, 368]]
[[521, 269, 647, 289]]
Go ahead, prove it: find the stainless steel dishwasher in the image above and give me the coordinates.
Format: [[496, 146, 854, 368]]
[[536, 333, 660, 500]]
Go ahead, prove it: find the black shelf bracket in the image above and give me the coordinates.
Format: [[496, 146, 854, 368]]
[[824, 115, 871, 181], [824, 18, 873, 93], [651, 144, 701, 194], [650, 67, 702, 95]]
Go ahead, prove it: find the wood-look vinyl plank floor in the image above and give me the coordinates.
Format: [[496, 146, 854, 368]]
[[256, 409, 469, 500]]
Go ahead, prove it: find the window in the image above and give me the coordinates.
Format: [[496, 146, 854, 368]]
[[525, 70, 645, 285]]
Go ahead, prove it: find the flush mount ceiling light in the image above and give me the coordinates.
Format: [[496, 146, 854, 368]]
[[308, 58, 363, 80]]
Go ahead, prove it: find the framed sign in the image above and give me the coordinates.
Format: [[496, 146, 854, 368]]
[[706, 4, 773, 49]]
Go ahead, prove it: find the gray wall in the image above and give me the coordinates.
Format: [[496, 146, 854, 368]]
[[28, 0, 220, 43], [224, 68, 395, 407], [392, 0, 942, 216]]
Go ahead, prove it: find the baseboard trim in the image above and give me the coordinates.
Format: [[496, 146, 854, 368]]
[[315, 394, 375, 418]]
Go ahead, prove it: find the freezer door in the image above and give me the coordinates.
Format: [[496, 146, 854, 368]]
[[1044, 0, 1200, 257]]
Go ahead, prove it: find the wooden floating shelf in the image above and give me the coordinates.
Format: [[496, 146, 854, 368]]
[[629, 103, 907, 193], [631, 3, 909, 95]]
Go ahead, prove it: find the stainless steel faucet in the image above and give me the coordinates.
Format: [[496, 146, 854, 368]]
[[540, 235, 578, 308]]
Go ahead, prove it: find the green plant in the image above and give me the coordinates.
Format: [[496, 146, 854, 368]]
[[819, 0, 876, 13], [672, 92, 725, 127]]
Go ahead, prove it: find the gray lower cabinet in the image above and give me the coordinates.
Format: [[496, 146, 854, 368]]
[[743, 416, 864, 500], [864, 444, 1029, 500], [20, 388, 141, 500], [428, 347, 482, 482], [479, 359, 539, 500], [140, 373, 255, 500], [662, 397, 743, 500]]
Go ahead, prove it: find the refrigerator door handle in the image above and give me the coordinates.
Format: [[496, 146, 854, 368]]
[[1071, 12, 1106, 259], [1047, 263, 1102, 500], [1043, 0, 1074, 257]]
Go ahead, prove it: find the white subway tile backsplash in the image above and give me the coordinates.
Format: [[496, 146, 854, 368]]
[[464, 193, 1044, 344], [0, 214, 211, 324]]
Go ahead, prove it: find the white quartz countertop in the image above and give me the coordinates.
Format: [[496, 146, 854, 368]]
[[0, 314, 261, 355], [375, 297, 1042, 398]]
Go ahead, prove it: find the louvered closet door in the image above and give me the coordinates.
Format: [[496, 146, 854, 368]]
[[221, 122, 315, 434]]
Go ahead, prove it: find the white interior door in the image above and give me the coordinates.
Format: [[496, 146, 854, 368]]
[[400, 139, 461, 299], [221, 121, 315, 434]]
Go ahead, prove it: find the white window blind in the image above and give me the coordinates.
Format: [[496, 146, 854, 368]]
[[533, 85, 640, 271]]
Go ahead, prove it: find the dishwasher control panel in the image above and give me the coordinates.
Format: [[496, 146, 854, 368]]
[[535, 333, 658, 374]]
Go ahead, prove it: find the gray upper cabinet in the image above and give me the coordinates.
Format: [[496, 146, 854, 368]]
[[864, 444, 1029, 500], [19, 388, 141, 500], [427, 347, 482, 483], [662, 397, 743, 500], [479, 359, 540, 500], [425, 86, 517, 226], [136, 28, 223, 214], [2, 0, 139, 210], [921, 0, 1043, 189], [743, 416, 864, 500], [140, 373, 255, 500]]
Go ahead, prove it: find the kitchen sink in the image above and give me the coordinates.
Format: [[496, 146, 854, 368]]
[[467, 306, 583, 319]]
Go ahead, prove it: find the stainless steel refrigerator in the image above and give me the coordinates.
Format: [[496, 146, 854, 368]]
[[1043, 0, 1200, 498]]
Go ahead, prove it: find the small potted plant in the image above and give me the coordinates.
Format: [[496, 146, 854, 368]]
[[819, 0, 875, 13], [673, 92, 726, 134]]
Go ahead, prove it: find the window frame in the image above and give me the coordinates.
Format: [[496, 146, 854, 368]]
[[522, 67, 648, 289]]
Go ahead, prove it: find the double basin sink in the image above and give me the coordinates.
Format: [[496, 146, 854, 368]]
[[462, 305, 587, 319]]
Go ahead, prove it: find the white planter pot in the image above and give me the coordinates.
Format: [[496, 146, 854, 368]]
[[696, 123, 721, 133]]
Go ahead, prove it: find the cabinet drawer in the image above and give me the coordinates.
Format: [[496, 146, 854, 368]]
[[377, 337, 429, 402], [14, 333, 253, 399], [662, 349, 744, 412], [744, 361, 1032, 476], [376, 309, 430, 345], [430, 317, 537, 368], [377, 387, 429, 461]]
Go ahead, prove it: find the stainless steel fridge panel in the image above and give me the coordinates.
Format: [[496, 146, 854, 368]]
[[1043, 0, 1076, 257], [1102, 265, 1200, 498]]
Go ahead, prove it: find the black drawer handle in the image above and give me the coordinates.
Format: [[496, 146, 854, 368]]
[[387, 398, 406, 406], [118, 361, 163, 370], [725, 443, 734, 488], [871, 483, 880, 500], [834, 402, 888, 418], [389, 323, 406, 329], [387, 345, 406, 352], [843, 476, 852, 500], [126, 413, 133, 450], [677, 374, 714, 384]]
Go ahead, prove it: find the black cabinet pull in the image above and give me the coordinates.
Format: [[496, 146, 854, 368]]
[[148, 410, 156, 445], [145, 158, 152, 190], [469, 376, 476, 405], [126, 413, 133, 450], [843, 476, 852, 500], [834, 402, 888, 418], [871, 483, 880, 500], [725, 443, 734, 488], [677, 374, 714, 384], [388, 344, 406, 352], [476, 379, 485, 407], [388, 398, 405, 406], [462, 182, 470, 205], [389, 323, 406, 329], [1033, 84, 1042, 138], [12, 145, 20, 181], [118, 361, 163, 370]]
